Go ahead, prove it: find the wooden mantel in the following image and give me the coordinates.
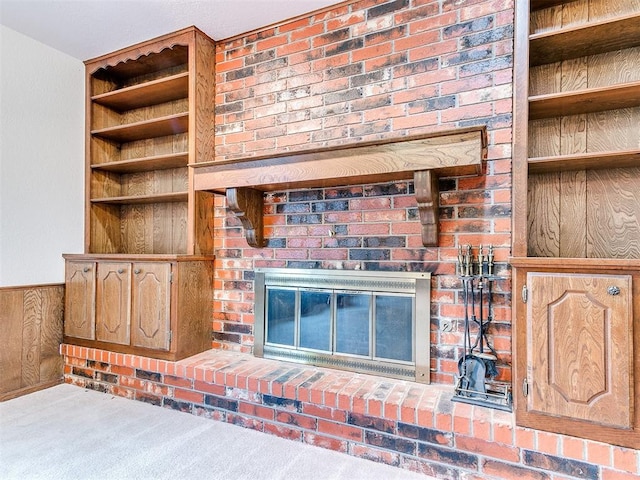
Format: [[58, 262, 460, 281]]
[[192, 126, 487, 247]]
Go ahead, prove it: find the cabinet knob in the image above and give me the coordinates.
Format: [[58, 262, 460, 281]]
[[117, 268, 125, 274], [83, 266, 91, 273], [134, 269, 141, 275], [607, 285, 620, 296]]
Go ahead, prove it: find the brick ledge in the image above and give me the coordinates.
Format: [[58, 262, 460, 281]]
[[64, 344, 509, 428], [62, 345, 640, 480]]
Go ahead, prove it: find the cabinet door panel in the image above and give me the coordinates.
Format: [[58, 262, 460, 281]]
[[96, 262, 131, 345], [131, 263, 171, 350], [65, 262, 96, 340], [527, 272, 632, 428]]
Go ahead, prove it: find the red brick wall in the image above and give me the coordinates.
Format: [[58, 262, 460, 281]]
[[212, 0, 514, 384]]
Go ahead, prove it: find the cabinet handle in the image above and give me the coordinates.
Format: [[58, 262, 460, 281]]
[[134, 269, 141, 275], [607, 285, 620, 296], [117, 268, 124, 274], [83, 266, 90, 273]]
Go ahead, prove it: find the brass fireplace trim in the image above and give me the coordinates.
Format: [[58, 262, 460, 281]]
[[254, 268, 431, 384]]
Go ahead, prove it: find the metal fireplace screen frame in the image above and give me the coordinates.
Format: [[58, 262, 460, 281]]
[[254, 269, 431, 384]]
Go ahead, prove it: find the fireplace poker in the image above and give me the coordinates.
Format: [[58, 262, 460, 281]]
[[476, 277, 498, 378], [458, 275, 486, 398]]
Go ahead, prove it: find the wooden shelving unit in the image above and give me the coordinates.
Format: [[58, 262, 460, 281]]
[[63, 27, 217, 362], [85, 27, 216, 256], [524, 6, 640, 200], [90, 192, 188, 205], [90, 152, 189, 173], [91, 113, 189, 143], [91, 72, 189, 111], [530, 0, 568, 10], [529, 13, 640, 66], [512, 0, 640, 449], [528, 149, 640, 173], [528, 80, 640, 119]]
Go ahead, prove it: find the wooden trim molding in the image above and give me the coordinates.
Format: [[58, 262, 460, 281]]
[[83, 26, 208, 73], [193, 127, 487, 248]]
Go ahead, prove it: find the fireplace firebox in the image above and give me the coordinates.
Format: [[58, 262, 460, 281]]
[[254, 269, 430, 383]]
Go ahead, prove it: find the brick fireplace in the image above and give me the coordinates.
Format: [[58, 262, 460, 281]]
[[62, 1, 640, 479], [210, 0, 514, 386]]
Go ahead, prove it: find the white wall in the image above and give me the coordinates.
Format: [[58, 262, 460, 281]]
[[0, 25, 84, 286]]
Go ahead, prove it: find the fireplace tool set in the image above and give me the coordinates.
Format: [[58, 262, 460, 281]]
[[452, 244, 512, 411]]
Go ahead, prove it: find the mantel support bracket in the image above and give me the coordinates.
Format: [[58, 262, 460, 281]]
[[414, 170, 440, 247], [226, 170, 441, 249], [226, 187, 265, 248], [197, 127, 487, 249]]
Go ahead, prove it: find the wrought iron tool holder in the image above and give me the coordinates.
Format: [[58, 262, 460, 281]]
[[452, 245, 512, 411]]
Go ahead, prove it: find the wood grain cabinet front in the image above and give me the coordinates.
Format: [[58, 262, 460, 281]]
[[63, 255, 213, 361], [64, 261, 96, 341], [96, 262, 131, 345], [131, 262, 171, 351], [512, 262, 640, 449]]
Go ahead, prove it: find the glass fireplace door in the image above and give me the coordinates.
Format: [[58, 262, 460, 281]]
[[335, 292, 371, 357], [256, 268, 430, 383], [299, 289, 332, 351]]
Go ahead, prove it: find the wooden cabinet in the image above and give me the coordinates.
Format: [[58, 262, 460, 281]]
[[525, 273, 632, 429], [64, 28, 216, 361], [64, 255, 213, 361], [512, 261, 640, 448], [85, 26, 216, 256], [96, 262, 131, 345], [65, 261, 96, 340], [512, 0, 640, 448], [131, 262, 171, 350]]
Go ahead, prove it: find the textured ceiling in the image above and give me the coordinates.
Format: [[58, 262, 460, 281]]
[[0, 0, 343, 60]]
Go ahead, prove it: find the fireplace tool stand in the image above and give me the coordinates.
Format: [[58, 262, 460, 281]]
[[452, 245, 512, 411]]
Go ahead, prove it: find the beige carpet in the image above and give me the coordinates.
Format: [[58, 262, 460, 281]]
[[0, 383, 434, 480]]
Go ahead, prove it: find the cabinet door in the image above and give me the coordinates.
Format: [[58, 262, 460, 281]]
[[526, 273, 633, 429], [64, 261, 95, 340], [96, 262, 131, 345], [131, 263, 171, 351]]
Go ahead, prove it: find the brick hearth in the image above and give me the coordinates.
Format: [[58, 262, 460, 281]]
[[63, 345, 639, 480]]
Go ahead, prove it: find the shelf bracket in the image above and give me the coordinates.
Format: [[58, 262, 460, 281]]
[[226, 187, 265, 248], [414, 170, 440, 247], [197, 128, 487, 249]]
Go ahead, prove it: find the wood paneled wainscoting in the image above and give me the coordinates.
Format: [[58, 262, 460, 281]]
[[0, 284, 64, 401]]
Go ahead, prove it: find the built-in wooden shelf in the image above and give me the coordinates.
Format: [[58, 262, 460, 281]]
[[91, 152, 189, 173], [510, 256, 640, 271], [528, 81, 640, 120], [193, 127, 487, 248], [528, 150, 640, 173], [513, 0, 640, 450], [91, 72, 189, 112], [193, 128, 485, 193], [529, 13, 640, 66], [91, 113, 189, 143], [64, 253, 212, 262], [90, 192, 188, 205], [530, 0, 572, 10]]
